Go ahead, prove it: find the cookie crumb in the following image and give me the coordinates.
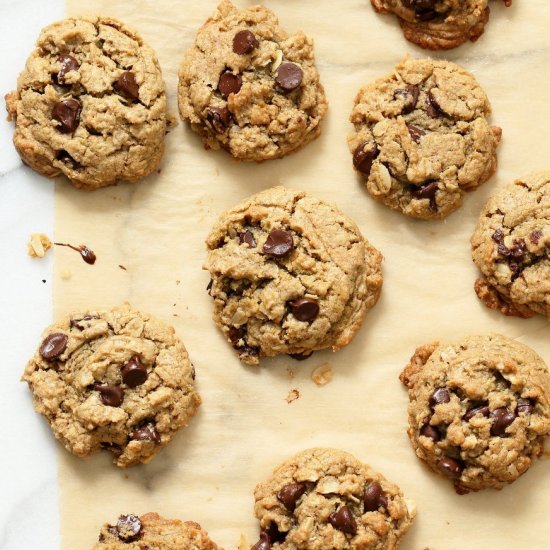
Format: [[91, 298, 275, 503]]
[[311, 363, 333, 386], [28, 233, 52, 258], [286, 388, 300, 404], [286, 367, 295, 379], [60, 269, 72, 280]]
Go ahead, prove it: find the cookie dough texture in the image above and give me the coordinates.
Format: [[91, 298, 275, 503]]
[[94, 512, 222, 549], [400, 334, 550, 494], [471, 172, 550, 319], [204, 186, 383, 366], [252, 448, 415, 549], [349, 56, 500, 220], [178, 0, 327, 161], [370, 0, 511, 50], [23, 303, 201, 467], [5, 16, 166, 190]]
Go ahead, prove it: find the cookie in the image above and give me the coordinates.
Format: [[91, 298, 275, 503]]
[[22, 303, 201, 467], [400, 334, 550, 494], [348, 56, 501, 220], [178, 0, 327, 161], [204, 186, 383, 366], [5, 16, 167, 190], [251, 448, 415, 550], [471, 172, 550, 319], [370, 0, 512, 50], [94, 512, 222, 549]]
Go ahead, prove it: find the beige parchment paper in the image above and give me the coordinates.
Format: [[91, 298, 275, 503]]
[[55, 1, 550, 548]]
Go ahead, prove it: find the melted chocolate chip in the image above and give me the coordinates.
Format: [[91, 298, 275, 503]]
[[52, 98, 81, 133], [206, 279, 213, 295], [228, 326, 246, 344], [276, 63, 303, 92], [420, 423, 440, 442], [490, 407, 516, 436], [430, 387, 450, 407], [206, 106, 230, 134], [121, 355, 148, 388], [54, 242, 96, 265], [353, 142, 379, 178], [517, 399, 535, 415], [114, 72, 140, 100], [39, 333, 68, 360], [263, 229, 294, 258], [288, 298, 320, 322], [218, 71, 242, 98], [239, 230, 257, 248], [277, 482, 306, 511], [251, 532, 271, 550], [363, 481, 388, 513], [70, 315, 98, 330], [56, 54, 79, 85], [328, 505, 357, 536], [394, 84, 419, 114], [426, 90, 443, 118], [131, 422, 161, 443], [96, 384, 125, 407], [55, 149, 80, 169], [438, 457, 464, 479], [463, 403, 490, 422], [411, 181, 439, 211], [407, 124, 426, 143], [116, 515, 142, 542], [233, 29, 259, 55], [530, 230, 543, 245], [289, 351, 313, 361]]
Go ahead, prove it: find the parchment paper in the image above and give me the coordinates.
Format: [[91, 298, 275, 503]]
[[55, 1, 550, 548]]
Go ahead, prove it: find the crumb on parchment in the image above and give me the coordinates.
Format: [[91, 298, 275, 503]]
[[28, 233, 52, 258], [286, 388, 300, 404], [60, 269, 72, 280], [311, 363, 333, 386]]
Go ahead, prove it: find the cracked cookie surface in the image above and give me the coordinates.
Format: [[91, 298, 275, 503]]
[[348, 56, 500, 220], [5, 16, 166, 190], [23, 303, 201, 467], [178, 0, 327, 161], [370, 0, 511, 50], [204, 186, 383, 366], [252, 448, 415, 550], [94, 512, 222, 549], [471, 172, 550, 319], [400, 334, 550, 493]]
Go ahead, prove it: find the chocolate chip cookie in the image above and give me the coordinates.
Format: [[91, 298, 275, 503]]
[[400, 334, 550, 494], [5, 16, 167, 190], [370, 0, 512, 50], [178, 0, 327, 161], [471, 172, 550, 319], [94, 512, 221, 549], [251, 448, 415, 549], [348, 56, 501, 220], [22, 303, 201, 467], [204, 186, 383, 366]]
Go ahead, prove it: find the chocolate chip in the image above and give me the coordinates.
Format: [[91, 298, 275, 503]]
[[463, 403, 490, 422], [52, 98, 81, 133], [438, 457, 464, 479], [55, 149, 80, 169], [114, 71, 140, 100], [130, 422, 161, 443], [206, 106, 230, 134], [228, 326, 246, 344], [353, 142, 379, 178], [411, 181, 438, 211], [430, 387, 450, 407], [288, 298, 319, 322], [116, 515, 142, 542], [233, 29, 259, 55], [263, 229, 294, 258], [80, 246, 96, 265], [56, 54, 79, 85], [517, 399, 535, 415], [39, 333, 68, 360], [206, 279, 213, 295], [121, 355, 148, 388], [420, 423, 440, 442], [218, 71, 242, 98], [328, 505, 357, 536], [96, 384, 125, 407], [530, 230, 543, 245], [239, 230, 257, 248], [277, 482, 306, 511], [416, 8, 438, 20], [492, 229, 504, 243], [251, 532, 271, 550], [289, 351, 313, 361], [407, 124, 425, 143], [490, 407, 516, 436], [394, 84, 419, 114], [426, 89, 443, 118], [363, 481, 388, 513], [275, 62, 303, 92], [70, 315, 98, 330]]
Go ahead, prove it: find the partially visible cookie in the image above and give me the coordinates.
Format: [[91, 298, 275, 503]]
[[471, 172, 550, 319], [178, 0, 327, 161], [204, 186, 383, 366], [5, 16, 166, 190], [23, 303, 201, 467], [349, 56, 501, 220], [370, 0, 512, 50], [252, 448, 415, 549], [400, 334, 550, 494], [94, 512, 222, 549]]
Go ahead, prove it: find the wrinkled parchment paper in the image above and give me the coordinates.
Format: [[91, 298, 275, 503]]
[[56, 1, 550, 548]]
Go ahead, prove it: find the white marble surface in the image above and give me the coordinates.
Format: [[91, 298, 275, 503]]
[[0, 1, 61, 548]]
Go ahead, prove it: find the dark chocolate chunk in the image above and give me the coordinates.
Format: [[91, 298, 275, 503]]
[[429, 387, 450, 407], [411, 181, 439, 211], [490, 407, 516, 436], [114, 71, 140, 100], [121, 355, 148, 388], [463, 403, 490, 422], [233, 30, 259, 55], [328, 505, 357, 536], [407, 124, 425, 143], [517, 399, 535, 415], [394, 84, 419, 114], [438, 457, 464, 479], [263, 229, 294, 258], [363, 481, 388, 513], [288, 298, 320, 322], [239, 230, 257, 248], [52, 98, 81, 133], [55, 149, 80, 169], [276, 482, 306, 511], [218, 71, 242, 98], [206, 106, 231, 134], [56, 54, 79, 85], [426, 89, 443, 118], [228, 326, 246, 344], [530, 230, 543, 245], [420, 423, 440, 442], [130, 422, 161, 443], [353, 142, 379, 178], [96, 384, 125, 407], [39, 333, 68, 360], [275, 62, 303, 92]]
